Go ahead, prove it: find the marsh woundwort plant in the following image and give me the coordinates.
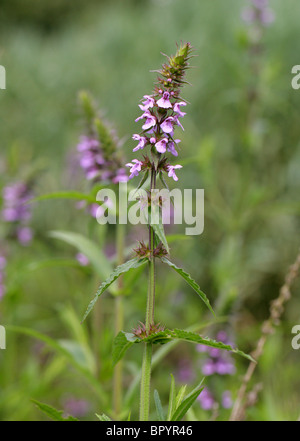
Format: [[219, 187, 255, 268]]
[[80, 42, 254, 422]]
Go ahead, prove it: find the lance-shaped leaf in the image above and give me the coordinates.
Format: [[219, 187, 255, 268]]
[[149, 204, 169, 253], [154, 390, 166, 421], [32, 400, 79, 421], [112, 328, 254, 366], [169, 329, 255, 362], [170, 381, 204, 421], [30, 190, 97, 204], [96, 413, 112, 421], [82, 258, 148, 322], [161, 257, 214, 315], [167, 374, 176, 421], [112, 332, 138, 366]]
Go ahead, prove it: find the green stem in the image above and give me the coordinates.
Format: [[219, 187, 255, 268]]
[[139, 342, 153, 421], [139, 166, 156, 421], [113, 219, 125, 419]]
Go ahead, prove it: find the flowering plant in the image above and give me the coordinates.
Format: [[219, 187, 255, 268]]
[[81, 42, 253, 421]]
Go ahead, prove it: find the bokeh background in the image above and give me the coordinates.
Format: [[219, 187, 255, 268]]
[[1, 0, 300, 421]]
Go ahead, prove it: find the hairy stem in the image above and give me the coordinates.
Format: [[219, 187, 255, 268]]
[[139, 166, 157, 421]]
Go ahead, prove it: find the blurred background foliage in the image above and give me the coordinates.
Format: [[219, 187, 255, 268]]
[[0, 0, 300, 421]]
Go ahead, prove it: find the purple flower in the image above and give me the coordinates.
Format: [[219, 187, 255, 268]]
[[126, 159, 143, 179], [135, 110, 157, 131], [17, 227, 33, 246], [215, 359, 236, 375], [167, 139, 180, 157], [167, 165, 182, 181], [76, 253, 90, 266], [2, 182, 34, 245], [112, 168, 128, 183], [155, 138, 168, 154], [197, 387, 215, 411], [174, 115, 184, 131], [132, 134, 148, 152], [77, 136, 100, 152], [197, 331, 236, 377], [161, 117, 175, 134], [89, 203, 100, 218], [76, 135, 128, 184], [176, 360, 195, 383], [157, 91, 172, 109], [173, 101, 187, 117], [202, 359, 216, 376], [241, 0, 275, 27], [222, 391, 233, 409], [63, 397, 90, 418], [260, 8, 275, 25], [139, 95, 155, 111], [2, 182, 33, 223]]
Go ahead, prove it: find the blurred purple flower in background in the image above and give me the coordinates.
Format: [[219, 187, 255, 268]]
[[222, 390, 233, 409], [77, 136, 128, 184], [197, 387, 215, 410], [2, 181, 34, 246], [241, 0, 275, 27], [62, 396, 90, 418], [176, 359, 195, 384], [197, 331, 236, 376], [76, 252, 90, 266]]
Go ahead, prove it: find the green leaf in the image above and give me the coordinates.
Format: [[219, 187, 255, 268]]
[[112, 331, 137, 366], [170, 386, 204, 421], [49, 230, 113, 283], [82, 258, 148, 322], [30, 191, 97, 204], [32, 399, 79, 421], [161, 257, 214, 315], [122, 327, 253, 362], [159, 171, 170, 191], [170, 329, 255, 362], [154, 390, 165, 421], [7, 325, 108, 405], [175, 385, 187, 410], [95, 413, 112, 421], [150, 205, 169, 253], [135, 170, 149, 193], [167, 374, 176, 421], [124, 317, 228, 408]]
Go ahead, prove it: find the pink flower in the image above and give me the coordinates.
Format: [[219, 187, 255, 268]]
[[76, 253, 90, 266], [167, 139, 180, 157], [155, 138, 168, 154], [173, 101, 187, 117], [132, 134, 148, 152], [135, 110, 157, 131], [126, 159, 143, 179], [157, 91, 172, 109], [139, 95, 155, 111], [17, 226, 33, 246], [167, 165, 182, 181], [161, 117, 175, 134]]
